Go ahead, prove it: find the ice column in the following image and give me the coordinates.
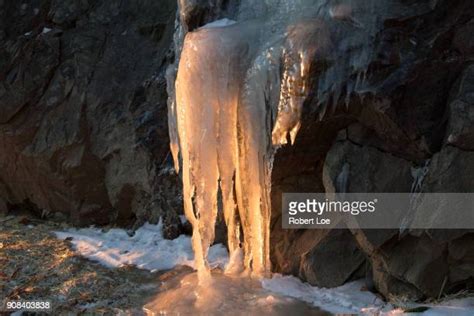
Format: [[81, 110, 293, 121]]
[[169, 17, 323, 280]]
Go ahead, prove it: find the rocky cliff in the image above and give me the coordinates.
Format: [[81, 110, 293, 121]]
[[0, 0, 184, 237], [264, 0, 474, 300]]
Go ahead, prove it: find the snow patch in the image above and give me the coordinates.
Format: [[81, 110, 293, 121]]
[[54, 224, 473, 315], [54, 222, 228, 272], [262, 274, 474, 315], [422, 297, 474, 316], [262, 275, 389, 314]]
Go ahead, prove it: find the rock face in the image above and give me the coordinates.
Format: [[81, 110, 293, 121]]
[[0, 0, 183, 235], [268, 0, 474, 300]]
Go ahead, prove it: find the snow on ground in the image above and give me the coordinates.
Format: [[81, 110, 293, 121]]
[[262, 275, 389, 314], [55, 224, 473, 315], [262, 274, 474, 315], [54, 222, 228, 272], [416, 297, 474, 316]]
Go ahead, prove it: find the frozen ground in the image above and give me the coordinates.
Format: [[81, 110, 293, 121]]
[[54, 222, 228, 272], [262, 276, 388, 314], [263, 275, 474, 315], [55, 224, 474, 315]]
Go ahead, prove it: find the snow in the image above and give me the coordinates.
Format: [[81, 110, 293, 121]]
[[262, 275, 389, 314], [380, 298, 474, 316], [262, 274, 474, 315], [54, 224, 473, 315], [422, 297, 474, 316], [54, 222, 228, 272], [42, 27, 52, 34]]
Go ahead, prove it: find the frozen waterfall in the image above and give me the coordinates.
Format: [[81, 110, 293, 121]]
[[167, 0, 420, 280]]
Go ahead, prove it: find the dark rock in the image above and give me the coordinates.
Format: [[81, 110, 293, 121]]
[[453, 18, 474, 56], [267, 0, 474, 300], [303, 119, 474, 300], [299, 229, 366, 288], [381, 234, 449, 299], [448, 233, 474, 291], [322, 137, 414, 194], [445, 65, 474, 150], [423, 146, 474, 193], [0, 0, 183, 232]]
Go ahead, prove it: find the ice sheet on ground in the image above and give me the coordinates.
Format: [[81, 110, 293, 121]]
[[262, 274, 474, 315], [54, 224, 473, 315], [144, 271, 326, 315], [262, 275, 389, 314], [54, 222, 228, 272]]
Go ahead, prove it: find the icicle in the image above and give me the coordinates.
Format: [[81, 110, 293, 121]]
[[166, 66, 181, 173], [166, 12, 186, 174], [272, 20, 329, 144], [172, 18, 323, 280]]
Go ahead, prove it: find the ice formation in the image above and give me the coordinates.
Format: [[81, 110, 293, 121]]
[[173, 21, 273, 278], [170, 17, 326, 278], [168, 0, 429, 280]]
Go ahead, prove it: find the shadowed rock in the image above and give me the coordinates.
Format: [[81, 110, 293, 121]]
[[0, 0, 182, 236]]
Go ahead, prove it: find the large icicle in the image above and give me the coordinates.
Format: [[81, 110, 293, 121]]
[[173, 18, 322, 279], [175, 21, 274, 278]]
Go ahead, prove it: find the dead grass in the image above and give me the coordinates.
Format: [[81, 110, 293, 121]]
[[0, 215, 185, 315]]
